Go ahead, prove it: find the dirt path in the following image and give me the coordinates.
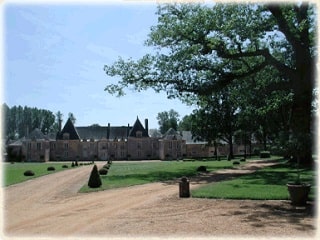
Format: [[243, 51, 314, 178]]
[[2, 160, 317, 238]]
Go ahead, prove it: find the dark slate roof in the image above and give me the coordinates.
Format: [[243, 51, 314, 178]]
[[76, 126, 132, 140], [162, 128, 182, 140], [26, 128, 46, 140], [129, 117, 149, 137], [110, 126, 132, 139], [8, 138, 25, 146], [76, 126, 108, 140], [57, 118, 81, 140]]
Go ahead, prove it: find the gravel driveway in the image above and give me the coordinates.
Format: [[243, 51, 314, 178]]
[[2, 160, 317, 238]]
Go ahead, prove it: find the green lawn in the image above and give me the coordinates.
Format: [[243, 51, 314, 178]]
[[2, 162, 77, 186], [80, 159, 242, 193], [191, 160, 316, 200]]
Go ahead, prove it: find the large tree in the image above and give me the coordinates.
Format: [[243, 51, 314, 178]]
[[157, 109, 180, 134], [2, 104, 58, 140], [104, 3, 316, 165]]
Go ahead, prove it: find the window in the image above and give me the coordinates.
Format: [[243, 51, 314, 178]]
[[169, 141, 172, 149], [64, 151, 68, 157], [64, 143, 69, 150], [136, 131, 142, 138], [37, 143, 42, 150], [27, 142, 31, 150], [63, 133, 70, 140]]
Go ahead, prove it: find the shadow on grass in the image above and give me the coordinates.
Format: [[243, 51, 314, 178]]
[[105, 165, 232, 184], [240, 163, 316, 186]]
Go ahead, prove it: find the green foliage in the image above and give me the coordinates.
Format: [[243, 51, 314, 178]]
[[177, 114, 193, 131], [88, 165, 102, 188], [260, 151, 271, 158], [104, 3, 316, 165], [1, 103, 58, 140], [23, 170, 35, 176], [47, 166, 55, 171], [157, 109, 180, 134], [99, 168, 108, 175], [196, 166, 207, 172]]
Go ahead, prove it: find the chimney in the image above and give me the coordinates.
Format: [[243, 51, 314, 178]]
[[127, 123, 130, 137], [107, 123, 110, 139], [58, 119, 62, 132], [145, 118, 148, 135]]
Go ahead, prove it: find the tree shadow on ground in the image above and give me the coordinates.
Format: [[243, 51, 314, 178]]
[[235, 201, 316, 232]]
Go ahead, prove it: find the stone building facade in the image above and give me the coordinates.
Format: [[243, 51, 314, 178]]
[[10, 117, 250, 162], [47, 117, 188, 161]]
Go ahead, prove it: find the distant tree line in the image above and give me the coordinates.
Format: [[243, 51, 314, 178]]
[[1, 103, 59, 141]]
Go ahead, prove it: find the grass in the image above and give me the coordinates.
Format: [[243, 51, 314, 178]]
[[191, 160, 316, 200], [2, 162, 76, 186], [80, 159, 243, 193]]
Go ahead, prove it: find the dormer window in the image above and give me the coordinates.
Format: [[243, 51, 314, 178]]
[[136, 131, 142, 138], [63, 133, 70, 140]]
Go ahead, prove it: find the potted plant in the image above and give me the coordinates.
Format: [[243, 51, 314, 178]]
[[286, 157, 311, 206], [286, 135, 311, 206]]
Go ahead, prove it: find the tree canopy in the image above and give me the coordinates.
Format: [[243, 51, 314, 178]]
[[104, 3, 317, 164], [157, 109, 180, 134], [2, 104, 58, 140]]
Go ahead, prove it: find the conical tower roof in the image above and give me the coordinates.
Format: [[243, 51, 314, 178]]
[[57, 118, 80, 140], [128, 117, 149, 137]]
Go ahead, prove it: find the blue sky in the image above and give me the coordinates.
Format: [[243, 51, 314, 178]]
[[2, 1, 195, 129]]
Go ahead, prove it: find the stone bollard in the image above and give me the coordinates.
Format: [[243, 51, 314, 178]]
[[179, 176, 190, 198]]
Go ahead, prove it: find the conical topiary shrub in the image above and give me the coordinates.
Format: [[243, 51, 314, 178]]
[[88, 164, 102, 188]]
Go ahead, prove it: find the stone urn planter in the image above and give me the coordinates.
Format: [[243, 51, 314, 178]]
[[287, 183, 311, 206]]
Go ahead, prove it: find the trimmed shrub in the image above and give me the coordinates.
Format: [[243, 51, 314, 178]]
[[47, 166, 55, 171], [260, 151, 271, 158], [71, 162, 75, 167], [88, 165, 102, 188], [62, 165, 68, 168], [103, 164, 110, 169], [233, 161, 240, 165], [197, 166, 207, 172], [99, 168, 108, 175], [240, 158, 246, 162], [24, 170, 35, 176]]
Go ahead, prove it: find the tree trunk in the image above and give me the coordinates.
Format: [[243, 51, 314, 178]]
[[290, 59, 314, 166], [228, 134, 234, 159]]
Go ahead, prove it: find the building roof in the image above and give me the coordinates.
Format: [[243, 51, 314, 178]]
[[162, 128, 183, 140], [76, 126, 132, 140], [128, 117, 149, 137], [57, 118, 81, 140], [26, 128, 46, 140]]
